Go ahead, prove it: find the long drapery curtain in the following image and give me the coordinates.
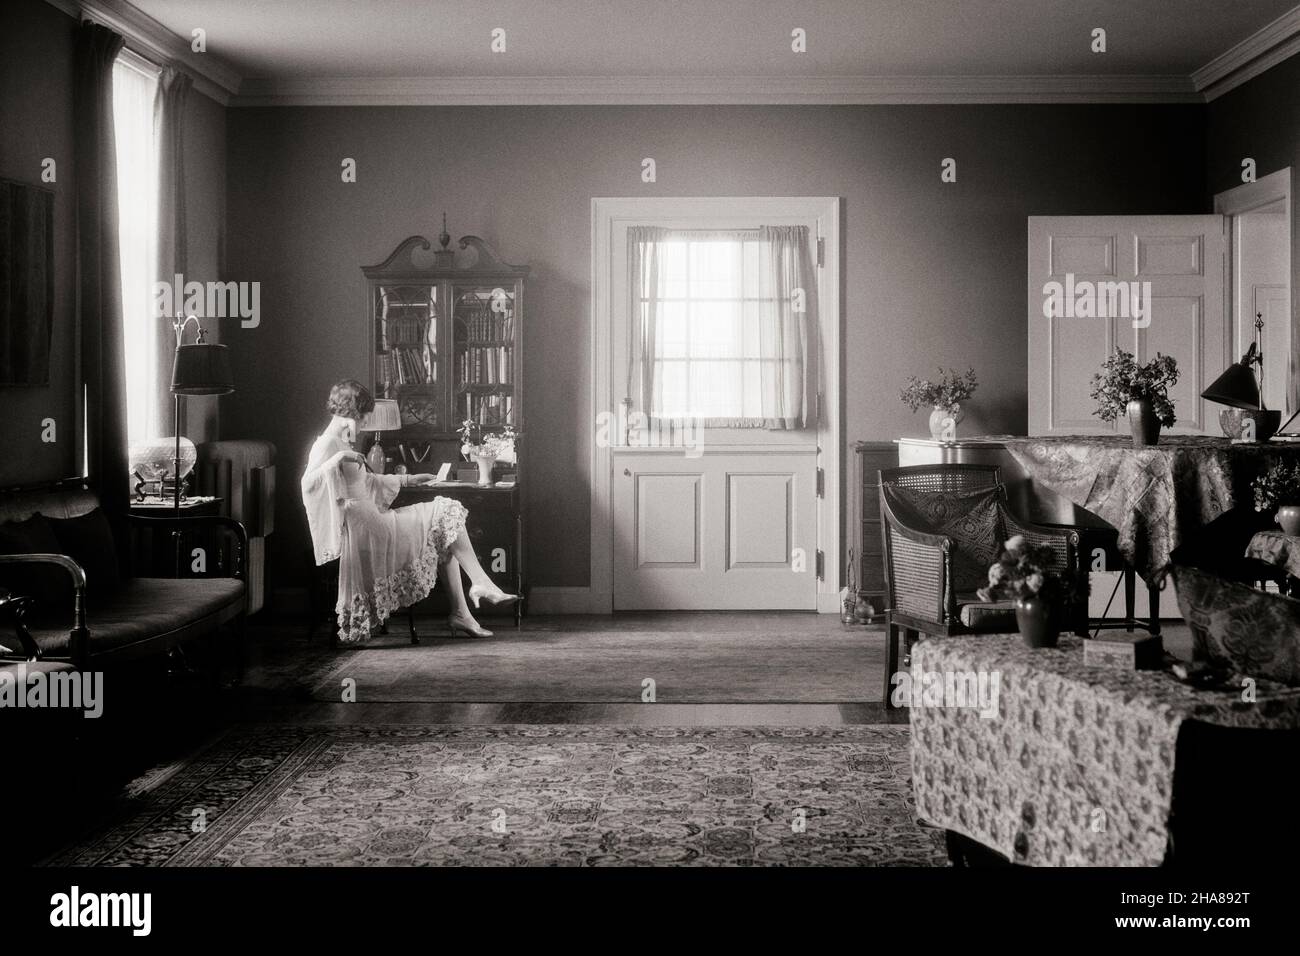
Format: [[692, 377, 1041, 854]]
[[112, 52, 161, 445], [627, 224, 815, 431], [74, 21, 129, 543], [153, 66, 191, 439]]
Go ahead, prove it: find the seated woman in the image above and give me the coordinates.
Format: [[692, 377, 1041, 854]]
[[302, 379, 516, 644]]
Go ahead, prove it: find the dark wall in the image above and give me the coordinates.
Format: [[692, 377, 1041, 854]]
[[1206, 52, 1300, 388], [0, 0, 78, 486], [224, 103, 1206, 588]]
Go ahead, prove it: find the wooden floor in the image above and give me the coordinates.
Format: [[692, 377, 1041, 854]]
[[240, 611, 906, 725]]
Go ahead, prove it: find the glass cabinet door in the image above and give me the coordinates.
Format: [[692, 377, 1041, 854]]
[[374, 284, 442, 434], [452, 283, 516, 428]]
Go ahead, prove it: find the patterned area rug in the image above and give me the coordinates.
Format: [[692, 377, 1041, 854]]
[[45, 725, 946, 866]]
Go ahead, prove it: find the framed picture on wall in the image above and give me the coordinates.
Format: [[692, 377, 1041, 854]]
[[0, 178, 55, 386]]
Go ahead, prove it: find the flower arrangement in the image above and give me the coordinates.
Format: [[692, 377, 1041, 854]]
[[976, 535, 1074, 605], [1088, 349, 1179, 427], [1252, 460, 1300, 511], [899, 366, 978, 414], [459, 421, 517, 463]]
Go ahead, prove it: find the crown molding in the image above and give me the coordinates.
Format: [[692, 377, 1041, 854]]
[[1193, 4, 1300, 100], [40, 0, 1299, 108], [232, 73, 1200, 107], [43, 0, 242, 105]]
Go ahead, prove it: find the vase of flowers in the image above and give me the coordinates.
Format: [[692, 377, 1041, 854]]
[[1252, 460, 1300, 535], [900, 367, 978, 441], [1088, 350, 1178, 447], [978, 535, 1074, 648], [458, 421, 517, 487]]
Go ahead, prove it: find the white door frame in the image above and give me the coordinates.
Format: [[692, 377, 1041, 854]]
[[1213, 167, 1295, 411], [589, 196, 842, 613]]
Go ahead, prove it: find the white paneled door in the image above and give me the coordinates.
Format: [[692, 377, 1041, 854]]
[[1027, 216, 1229, 436], [612, 447, 818, 610]]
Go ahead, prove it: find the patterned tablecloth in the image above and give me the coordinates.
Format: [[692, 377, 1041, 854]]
[[909, 634, 1300, 867], [998, 435, 1300, 583], [1245, 530, 1300, 580]]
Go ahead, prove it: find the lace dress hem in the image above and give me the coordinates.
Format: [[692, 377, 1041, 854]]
[[335, 498, 469, 645]]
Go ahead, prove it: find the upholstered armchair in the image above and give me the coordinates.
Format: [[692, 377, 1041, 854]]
[[879, 464, 1083, 706]]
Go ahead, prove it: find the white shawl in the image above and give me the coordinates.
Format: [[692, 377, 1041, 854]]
[[301, 434, 403, 565]]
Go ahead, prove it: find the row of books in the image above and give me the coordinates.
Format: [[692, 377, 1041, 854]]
[[381, 346, 435, 386], [380, 309, 434, 351], [459, 306, 513, 344], [465, 393, 513, 426], [457, 346, 511, 385]]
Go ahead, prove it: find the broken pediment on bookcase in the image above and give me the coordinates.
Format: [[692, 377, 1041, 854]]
[[363, 231, 529, 279]]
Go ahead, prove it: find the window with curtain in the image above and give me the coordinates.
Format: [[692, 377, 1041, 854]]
[[628, 225, 815, 429], [112, 50, 161, 445]]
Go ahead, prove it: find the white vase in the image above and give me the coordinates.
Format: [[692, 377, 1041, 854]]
[[928, 407, 962, 441], [474, 454, 497, 486]]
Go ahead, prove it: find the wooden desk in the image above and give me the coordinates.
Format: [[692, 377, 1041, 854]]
[[393, 482, 523, 623]]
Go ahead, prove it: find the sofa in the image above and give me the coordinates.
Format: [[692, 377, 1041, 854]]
[[0, 481, 247, 673]]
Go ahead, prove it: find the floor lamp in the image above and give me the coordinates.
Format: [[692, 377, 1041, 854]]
[[170, 313, 235, 576]]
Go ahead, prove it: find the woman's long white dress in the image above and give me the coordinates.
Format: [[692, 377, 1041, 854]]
[[301, 433, 468, 644]]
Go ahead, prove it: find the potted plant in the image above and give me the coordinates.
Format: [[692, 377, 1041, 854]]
[[900, 366, 978, 441], [977, 535, 1074, 648], [1253, 460, 1300, 535], [1088, 349, 1178, 447], [458, 421, 517, 487]]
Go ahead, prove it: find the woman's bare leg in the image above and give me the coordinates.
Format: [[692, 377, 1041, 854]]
[[439, 556, 474, 618], [448, 534, 502, 591]]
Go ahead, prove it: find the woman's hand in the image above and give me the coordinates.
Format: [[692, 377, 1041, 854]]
[[405, 472, 438, 486], [335, 450, 367, 468]]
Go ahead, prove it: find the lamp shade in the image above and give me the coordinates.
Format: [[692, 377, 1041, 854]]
[[1201, 362, 1259, 410], [360, 398, 401, 432], [171, 343, 234, 395]]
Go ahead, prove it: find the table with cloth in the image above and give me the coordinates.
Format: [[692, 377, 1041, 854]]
[[995, 435, 1300, 584], [1245, 530, 1300, 582], [909, 634, 1300, 866]]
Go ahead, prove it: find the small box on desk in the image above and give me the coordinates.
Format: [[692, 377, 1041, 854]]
[[1084, 632, 1163, 670]]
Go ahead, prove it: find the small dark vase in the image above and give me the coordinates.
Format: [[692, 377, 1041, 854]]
[[1277, 505, 1300, 536], [1127, 399, 1161, 447], [1015, 595, 1059, 649]]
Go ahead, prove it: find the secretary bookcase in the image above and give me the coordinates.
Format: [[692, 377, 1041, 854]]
[[362, 228, 530, 621], [363, 229, 529, 447]]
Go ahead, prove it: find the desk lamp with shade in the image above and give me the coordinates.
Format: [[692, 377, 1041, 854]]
[[170, 313, 235, 572], [1202, 313, 1281, 443], [359, 398, 401, 474]]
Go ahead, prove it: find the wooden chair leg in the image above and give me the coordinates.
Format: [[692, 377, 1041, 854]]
[[1148, 581, 1161, 636], [902, 628, 920, 667], [1124, 566, 1136, 632], [883, 621, 900, 708]]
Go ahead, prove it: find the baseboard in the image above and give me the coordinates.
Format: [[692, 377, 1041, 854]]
[[277, 584, 843, 616]]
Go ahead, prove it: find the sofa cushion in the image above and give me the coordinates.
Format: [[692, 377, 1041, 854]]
[[0, 513, 70, 612], [47, 508, 120, 599], [26, 577, 244, 658]]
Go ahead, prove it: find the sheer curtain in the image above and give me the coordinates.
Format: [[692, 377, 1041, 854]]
[[627, 224, 814, 430], [112, 50, 161, 445]]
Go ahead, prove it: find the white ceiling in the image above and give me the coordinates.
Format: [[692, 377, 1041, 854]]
[[82, 0, 1300, 103]]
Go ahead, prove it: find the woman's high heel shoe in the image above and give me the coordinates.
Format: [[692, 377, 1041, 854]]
[[467, 583, 519, 609], [447, 613, 493, 638]]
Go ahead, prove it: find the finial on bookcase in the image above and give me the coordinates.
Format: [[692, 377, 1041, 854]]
[[439, 213, 450, 250]]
